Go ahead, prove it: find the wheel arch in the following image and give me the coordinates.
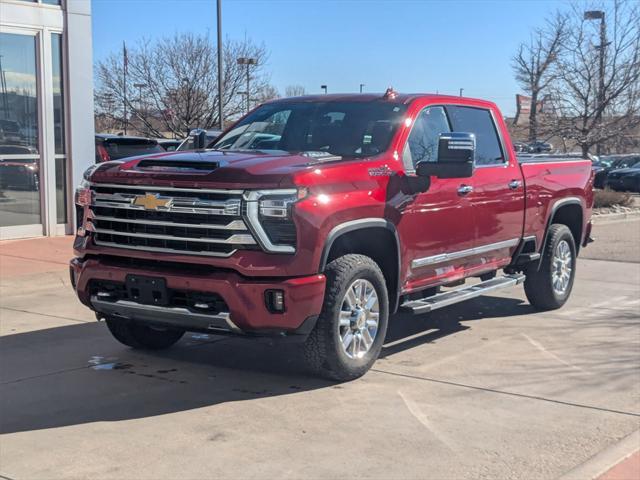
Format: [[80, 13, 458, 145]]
[[320, 219, 401, 313], [541, 197, 584, 258]]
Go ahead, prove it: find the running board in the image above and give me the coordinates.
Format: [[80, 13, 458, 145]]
[[401, 273, 526, 314]]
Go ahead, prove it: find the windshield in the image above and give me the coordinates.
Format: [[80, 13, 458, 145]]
[[212, 101, 407, 157]]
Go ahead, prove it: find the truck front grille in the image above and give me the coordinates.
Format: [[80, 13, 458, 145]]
[[88, 183, 257, 257]]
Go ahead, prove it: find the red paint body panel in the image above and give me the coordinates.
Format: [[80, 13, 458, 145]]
[[72, 94, 593, 332]]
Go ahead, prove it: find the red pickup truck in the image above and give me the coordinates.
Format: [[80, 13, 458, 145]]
[[71, 92, 594, 380]]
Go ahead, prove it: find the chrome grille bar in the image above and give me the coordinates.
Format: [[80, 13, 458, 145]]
[[92, 215, 248, 231], [88, 182, 244, 195], [93, 228, 256, 245], [91, 201, 240, 216]]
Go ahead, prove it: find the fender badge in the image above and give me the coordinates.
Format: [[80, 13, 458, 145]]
[[368, 166, 393, 177]]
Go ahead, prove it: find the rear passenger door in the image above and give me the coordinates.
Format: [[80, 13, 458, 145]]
[[446, 106, 525, 269]]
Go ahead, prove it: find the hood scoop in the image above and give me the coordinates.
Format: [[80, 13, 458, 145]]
[[134, 159, 219, 173]]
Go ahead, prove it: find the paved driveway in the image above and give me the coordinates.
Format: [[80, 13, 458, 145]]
[[1, 232, 639, 479]]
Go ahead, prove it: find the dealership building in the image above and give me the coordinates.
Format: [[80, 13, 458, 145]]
[[0, 0, 94, 240]]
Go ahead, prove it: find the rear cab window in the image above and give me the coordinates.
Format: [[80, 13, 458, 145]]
[[445, 106, 506, 166]]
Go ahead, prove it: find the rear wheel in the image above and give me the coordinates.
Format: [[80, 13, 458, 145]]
[[304, 254, 389, 381], [105, 317, 185, 350], [524, 224, 576, 311]]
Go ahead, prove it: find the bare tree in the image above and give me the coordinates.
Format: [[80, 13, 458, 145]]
[[285, 84, 306, 97], [512, 13, 568, 141], [94, 33, 274, 137], [547, 0, 640, 155]]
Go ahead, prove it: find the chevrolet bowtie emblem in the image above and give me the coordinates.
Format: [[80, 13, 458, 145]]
[[132, 193, 173, 210]]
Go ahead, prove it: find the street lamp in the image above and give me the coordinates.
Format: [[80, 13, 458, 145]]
[[359, 83, 365, 93], [320, 85, 327, 94], [584, 10, 607, 155], [237, 57, 257, 115]]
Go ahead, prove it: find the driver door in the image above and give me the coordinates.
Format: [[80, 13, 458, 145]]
[[395, 106, 477, 292]]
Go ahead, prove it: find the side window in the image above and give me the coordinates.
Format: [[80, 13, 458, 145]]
[[402, 106, 451, 170], [446, 106, 505, 166]]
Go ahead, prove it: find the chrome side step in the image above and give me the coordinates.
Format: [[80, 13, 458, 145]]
[[401, 273, 526, 314]]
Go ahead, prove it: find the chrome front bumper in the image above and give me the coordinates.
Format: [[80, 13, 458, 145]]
[[91, 296, 241, 333]]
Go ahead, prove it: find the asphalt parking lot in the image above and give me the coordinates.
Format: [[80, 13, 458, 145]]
[[1, 220, 639, 480]]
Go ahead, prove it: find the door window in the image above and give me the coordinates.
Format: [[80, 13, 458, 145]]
[[402, 106, 451, 171], [446, 106, 505, 166]]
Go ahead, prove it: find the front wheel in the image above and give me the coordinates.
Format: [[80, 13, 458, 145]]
[[304, 254, 389, 381], [105, 317, 185, 350], [524, 224, 577, 311]]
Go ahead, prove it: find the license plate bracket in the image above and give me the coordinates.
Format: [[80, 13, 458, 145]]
[[125, 275, 169, 306]]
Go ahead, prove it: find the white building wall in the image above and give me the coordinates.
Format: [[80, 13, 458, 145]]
[[66, 0, 95, 206]]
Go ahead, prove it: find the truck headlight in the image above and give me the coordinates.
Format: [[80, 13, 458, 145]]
[[243, 189, 305, 253]]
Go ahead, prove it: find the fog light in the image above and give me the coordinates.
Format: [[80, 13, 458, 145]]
[[265, 289, 285, 313]]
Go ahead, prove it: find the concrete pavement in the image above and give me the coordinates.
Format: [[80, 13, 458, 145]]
[[1, 224, 639, 479]]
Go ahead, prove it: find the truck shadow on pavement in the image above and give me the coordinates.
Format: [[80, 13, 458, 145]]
[[1, 295, 532, 435]]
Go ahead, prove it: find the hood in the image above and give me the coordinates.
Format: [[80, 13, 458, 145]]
[[89, 149, 345, 189]]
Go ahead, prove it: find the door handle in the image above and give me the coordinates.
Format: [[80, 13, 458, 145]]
[[457, 184, 473, 195], [508, 179, 522, 189]]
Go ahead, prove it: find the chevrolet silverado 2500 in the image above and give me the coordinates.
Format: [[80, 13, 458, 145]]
[[71, 92, 594, 380]]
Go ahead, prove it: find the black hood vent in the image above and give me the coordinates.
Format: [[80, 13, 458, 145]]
[[136, 159, 219, 173]]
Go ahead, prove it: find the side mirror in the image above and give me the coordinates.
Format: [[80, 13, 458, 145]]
[[193, 129, 207, 150], [416, 132, 475, 179]]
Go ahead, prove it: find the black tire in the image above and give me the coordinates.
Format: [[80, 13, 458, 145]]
[[304, 254, 389, 381], [524, 224, 577, 311], [105, 317, 185, 350]]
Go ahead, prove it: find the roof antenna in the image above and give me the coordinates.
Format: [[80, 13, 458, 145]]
[[383, 87, 397, 100]]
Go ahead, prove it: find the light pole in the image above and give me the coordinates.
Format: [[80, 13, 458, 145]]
[[459, 88, 464, 97], [321, 85, 327, 94], [359, 83, 365, 93], [237, 57, 257, 115], [585, 10, 607, 155], [217, 0, 224, 130]]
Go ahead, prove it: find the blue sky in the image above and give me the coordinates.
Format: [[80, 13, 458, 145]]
[[92, 0, 570, 117]]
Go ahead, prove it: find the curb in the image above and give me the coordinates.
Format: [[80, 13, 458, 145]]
[[558, 429, 640, 480], [592, 211, 640, 223]]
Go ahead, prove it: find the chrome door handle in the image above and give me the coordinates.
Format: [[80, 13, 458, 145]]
[[457, 185, 473, 195], [508, 180, 522, 189]]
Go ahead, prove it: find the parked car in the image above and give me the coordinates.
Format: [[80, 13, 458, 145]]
[[176, 129, 222, 151], [594, 154, 640, 189], [0, 145, 40, 191], [527, 141, 553, 153], [605, 160, 640, 192], [0, 119, 24, 145], [72, 92, 593, 381], [157, 139, 182, 152], [513, 141, 529, 153], [94, 134, 165, 163]]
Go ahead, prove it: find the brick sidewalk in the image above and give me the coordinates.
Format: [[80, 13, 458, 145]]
[[598, 451, 640, 480], [0, 236, 73, 278]]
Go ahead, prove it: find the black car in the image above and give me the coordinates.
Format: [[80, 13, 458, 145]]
[[527, 141, 553, 153], [605, 160, 640, 192], [95, 134, 165, 163], [595, 154, 640, 189], [157, 139, 182, 152]]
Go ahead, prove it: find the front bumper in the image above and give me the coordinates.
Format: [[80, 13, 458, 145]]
[[70, 257, 326, 336]]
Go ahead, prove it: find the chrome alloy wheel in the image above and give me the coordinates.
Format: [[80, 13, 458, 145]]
[[338, 279, 380, 359], [552, 239, 572, 295]]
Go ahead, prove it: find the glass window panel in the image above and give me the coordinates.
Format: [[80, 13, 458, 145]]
[[0, 33, 41, 228], [51, 33, 65, 154], [43, 0, 62, 4], [55, 157, 67, 224]]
